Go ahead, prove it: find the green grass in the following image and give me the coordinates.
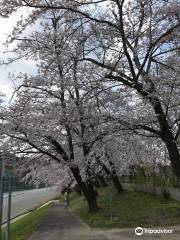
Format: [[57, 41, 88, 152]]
[[2, 203, 52, 240], [70, 188, 180, 228]]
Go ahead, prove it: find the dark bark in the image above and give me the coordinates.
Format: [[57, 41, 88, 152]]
[[70, 166, 99, 212], [101, 162, 124, 193], [97, 175, 108, 188], [112, 175, 124, 194], [86, 181, 99, 211], [94, 178, 101, 188], [95, 155, 124, 193], [108, 160, 124, 193], [151, 98, 180, 188], [165, 141, 180, 187]]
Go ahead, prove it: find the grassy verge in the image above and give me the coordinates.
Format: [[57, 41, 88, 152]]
[[70, 188, 180, 228], [2, 203, 52, 240]]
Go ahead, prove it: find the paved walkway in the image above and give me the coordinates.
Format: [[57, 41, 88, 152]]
[[28, 201, 107, 240], [28, 202, 180, 240]]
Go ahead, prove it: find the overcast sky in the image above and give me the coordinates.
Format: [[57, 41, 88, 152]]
[[0, 8, 35, 105]]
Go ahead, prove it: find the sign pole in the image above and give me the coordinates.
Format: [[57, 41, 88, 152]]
[[109, 174, 113, 222], [6, 176, 12, 240], [0, 160, 4, 240]]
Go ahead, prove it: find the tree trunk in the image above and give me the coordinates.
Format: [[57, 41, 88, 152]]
[[97, 175, 108, 188], [101, 162, 124, 193], [86, 196, 99, 212], [70, 166, 99, 212], [112, 175, 124, 194], [151, 98, 180, 188], [108, 160, 124, 193], [86, 181, 99, 212], [165, 140, 180, 188], [94, 178, 101, 188]]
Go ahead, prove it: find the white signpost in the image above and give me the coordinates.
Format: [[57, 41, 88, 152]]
[[0, 152, 16, 240]]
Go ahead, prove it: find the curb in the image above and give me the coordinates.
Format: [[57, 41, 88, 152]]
[[2, 200, 54, 227]]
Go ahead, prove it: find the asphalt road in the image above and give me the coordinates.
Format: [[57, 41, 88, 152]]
[[2, 188, 59, 223]]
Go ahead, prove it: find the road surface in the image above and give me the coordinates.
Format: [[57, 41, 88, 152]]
[[2, 188, 59, 223]]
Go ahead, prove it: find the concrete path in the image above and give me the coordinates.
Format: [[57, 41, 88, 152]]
[[28, 202, 180, 240], [28, 202, 107, 240]]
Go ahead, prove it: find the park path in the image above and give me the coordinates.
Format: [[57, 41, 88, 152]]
[[28, 201, 107, 240], [28, 201, 180, 240]]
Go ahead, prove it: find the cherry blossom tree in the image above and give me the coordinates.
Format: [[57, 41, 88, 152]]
[[0, 0, 179, 202], [1, 11, 125, 211], [10, 0, 178, 186]]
